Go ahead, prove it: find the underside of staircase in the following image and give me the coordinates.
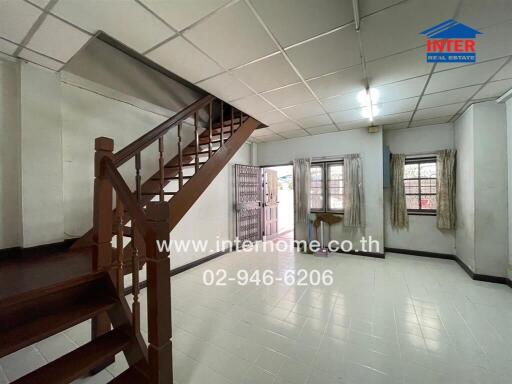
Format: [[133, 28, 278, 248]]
[[0, 94, 263, 383]]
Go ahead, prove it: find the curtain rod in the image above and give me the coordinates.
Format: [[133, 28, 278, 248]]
[[311, 155, 344, 161]]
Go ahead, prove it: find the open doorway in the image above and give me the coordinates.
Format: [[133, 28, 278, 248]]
[[263, 165, 294, 241]]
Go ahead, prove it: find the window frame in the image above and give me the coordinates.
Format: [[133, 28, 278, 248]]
[[404, 156, 437, 216], [310, 160, 344, 214]]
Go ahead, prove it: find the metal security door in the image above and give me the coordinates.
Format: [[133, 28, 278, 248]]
[[234, 164, 262, 242], [263, 169, 279, 239]]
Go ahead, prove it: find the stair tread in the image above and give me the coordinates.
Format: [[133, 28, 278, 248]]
[[0, 274, 118, 358], [12, 326, 132, 384], [109, 366, 149, 384], [165, 161, 206, 168]]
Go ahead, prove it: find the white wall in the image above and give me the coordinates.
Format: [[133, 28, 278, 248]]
[[257, 128, 384, 253], [507, 98, 512, 280], [455, 106, 476, 271], [473, 102, 508, 277], [455, 102, 509, 277], [0, 58, 21, 249], [19, 63, 64, 247], [170, 144, 252, 268], [383, 124, 456, 255]]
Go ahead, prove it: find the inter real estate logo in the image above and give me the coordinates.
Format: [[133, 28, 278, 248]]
[[420, 19, 482, 63]]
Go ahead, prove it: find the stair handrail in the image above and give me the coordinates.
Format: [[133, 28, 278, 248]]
[[113, 94, 215, 167]]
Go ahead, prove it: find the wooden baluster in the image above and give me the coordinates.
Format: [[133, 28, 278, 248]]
[[178, 123, 183, 189], [194, 112, 199, 172], [220, 101, 224, 147], [240, 111, 244, 129], [158, 137, 164, 202], [146, 202, 172, 384], [115, 196, 125, 296], [208, 102, 213, 158], [91, 137, 114, 359], [231, 107, 234, 139], [135, 153, 142, 204], [131, 221, 140, 334]]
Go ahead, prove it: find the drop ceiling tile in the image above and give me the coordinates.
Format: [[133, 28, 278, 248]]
[[147, 37, 223, 83], [251, 127, 274, 137], [19, 49, 63, 71], [361, 0, 459, 61], [52, 0, 174, 52], [426, 59, 506, 94], [0, 0, 42, 44], [269, 121, 301, 132], [296, 114, 332, 128], [330, 108, 366, 123], [384, 121, 409, 130], [375, 97, 418, 116], [251, 0, 354, 47], [26, 15, 90, 62], [374, 111, 413, 125], [27, 0, 50, 7], [184, 1, 276, 69], [493, 59, 512, 80], [140, 0, 230, 31], [262, 83, 314, 108], [366, 47, 432, 86], [258, 133, 284, 142], [253, 109, 289, 125], [473, 79, 512, 99], [359, 0, 405, 16], [414, 103, 463, 121], [321, 91, 362, 112], [373, 76, 428, 103], [197, 72, 253, 101], [286, 27, 361, 78], [233, 53, 300, 93], [476, 20, 512, 62], [410, 115, 452, 127], [457, 0, 512, 30], [280, 129, 310, 139], [281, 101, 325, 119], [0, 39, 17, 55], [231, 94, 274, 114], [419, 85, 480, 109], [337, 119, 369, 131], [307, 65, 364, 99], [306, 124, 338, 135]]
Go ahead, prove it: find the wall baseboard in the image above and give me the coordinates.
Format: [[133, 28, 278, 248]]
[[385, 247, 512, 288], [338, 250, 386, 259], [125, 246, 234, 295], [0, 239, 78, 260], [384, 247, 455, 260]]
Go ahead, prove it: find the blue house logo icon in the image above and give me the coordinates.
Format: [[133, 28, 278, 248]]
[[420, 20, 482, 63]]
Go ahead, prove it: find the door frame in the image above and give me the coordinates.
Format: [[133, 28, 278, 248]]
[[260, 163, 295, 241]]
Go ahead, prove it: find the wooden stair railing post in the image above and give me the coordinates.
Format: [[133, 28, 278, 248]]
[[146, 202, 172, 384], [91, 136, 115, 366], [178, 123, 183, 189], [220, 101, 224, 146], [115, 196, 125, 296], [208, 102, 213, 158], [194, 112, 199, 173]]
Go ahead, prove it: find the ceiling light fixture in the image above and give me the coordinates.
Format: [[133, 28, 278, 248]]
[[357, 88, 379, 122], [352, 0, 360, 31]]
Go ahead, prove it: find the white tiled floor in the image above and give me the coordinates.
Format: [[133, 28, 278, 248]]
[[2, 248, 512, 383]]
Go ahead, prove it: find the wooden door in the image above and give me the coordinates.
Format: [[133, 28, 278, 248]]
[[263, 169, 279, 239], [234, 164, 262, 242]]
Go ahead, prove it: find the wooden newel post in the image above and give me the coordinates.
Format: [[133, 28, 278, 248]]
[[146, 201, 173, 384], [91, 136, 115, 363]]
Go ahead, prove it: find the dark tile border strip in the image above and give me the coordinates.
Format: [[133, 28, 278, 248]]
[[338, 250, 386, 259], [385, 247, 512, 288]]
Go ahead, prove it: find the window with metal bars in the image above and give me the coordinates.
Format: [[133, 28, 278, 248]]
[[404, 157, 437, 214], [310, 161, 344, 213]]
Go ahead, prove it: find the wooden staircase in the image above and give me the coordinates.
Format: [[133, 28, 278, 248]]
[[0, 94, 262, 383]]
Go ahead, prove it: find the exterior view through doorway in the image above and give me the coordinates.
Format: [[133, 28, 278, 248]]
[[263, 165, 294, 242]]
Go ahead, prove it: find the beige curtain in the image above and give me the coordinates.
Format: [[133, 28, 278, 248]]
[[293, 158, 311, 223], [343, 154, 365, 228], [437, 149, 456, 230], [390, 154, 409, 230]]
